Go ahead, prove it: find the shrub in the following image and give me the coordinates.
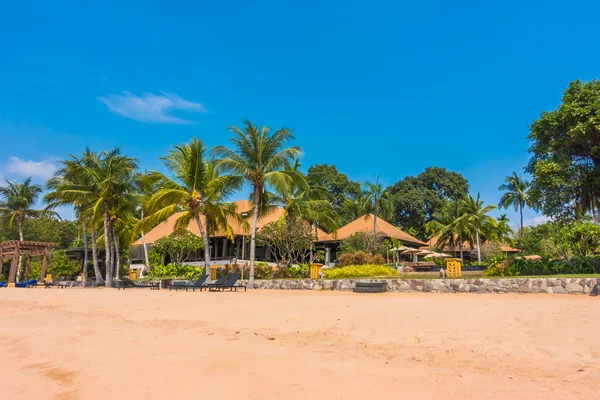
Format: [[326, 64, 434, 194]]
[[49, 250, 81, 278], [148, 263, 202, 279], [282, 264, 310, 279], [253, 262, 272, 279], [323, 264, 399, 279], [338, 251, 385, 266]]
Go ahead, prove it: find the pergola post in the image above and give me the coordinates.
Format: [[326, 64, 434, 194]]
[[0, 247, 4, 277], [40, 247, 50, 282], [8, 243, 20, 284]]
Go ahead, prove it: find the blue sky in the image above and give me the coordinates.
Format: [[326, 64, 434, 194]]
[[1, 0, 599, 227]]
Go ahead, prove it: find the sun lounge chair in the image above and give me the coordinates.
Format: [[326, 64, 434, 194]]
[[44, 278, 68, 289], [209, 274, 246, 292], [118, 278, 159, 290], [170, 281, 190, 291], [199, 276, 228, 292], [15, 279, 38, 288], [0, 282, 6, 288]]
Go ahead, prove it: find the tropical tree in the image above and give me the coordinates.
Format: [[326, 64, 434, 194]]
[[494, 214, 514, 244], [213, 119, 302, 287], [341, 192, 369, 222], [499, 172, 532, 239], [459, 193, 497, 263], [46, 150, 105, 285], [425, 199, 473, 263], [0, 178, 56, 280], [363, 179, 393, 235], [139, 138, 241, 278]]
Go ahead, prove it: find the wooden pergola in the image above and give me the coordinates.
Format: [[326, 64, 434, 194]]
[[0, 241, 56, 285]]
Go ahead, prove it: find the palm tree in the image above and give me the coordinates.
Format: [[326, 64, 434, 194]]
[[139, 139, 242, 278], [425, 200, 473, 263], [46, 151, 105, 285], [499, 172, 532, 239], [213, 119, 302, 287], [495, 214, 514, 244], [57, 148, 138, 287], [363, 179, 393, 235], [0, 178, 55, 280], [459, 193, 497, 263], [341, 192, 369, 222]]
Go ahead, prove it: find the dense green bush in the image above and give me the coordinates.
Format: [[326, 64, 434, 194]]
[[338, 251, 385, 266], [323, 264, 399, 279], [49, 250, 81, 278], [484, 255, 600, 277], [148, 263, 202, 279]]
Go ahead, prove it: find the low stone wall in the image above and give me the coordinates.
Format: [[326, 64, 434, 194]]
[[246, 277, 599, 295]]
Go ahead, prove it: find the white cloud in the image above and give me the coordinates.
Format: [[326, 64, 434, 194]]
[[524, 215, 551, 227], [99, 91, 207, 124], [5, 157, 58, 180]]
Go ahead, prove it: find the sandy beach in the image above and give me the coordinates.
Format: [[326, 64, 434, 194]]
[[1, 289, 598, 400]]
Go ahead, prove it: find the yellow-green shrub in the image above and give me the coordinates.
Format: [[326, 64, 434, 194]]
[[323, 264, 399, 279]]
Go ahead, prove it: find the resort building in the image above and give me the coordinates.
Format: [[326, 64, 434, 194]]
[[129, 200, 327, 267], [316, 214, 428, 265], [425, 235, 520, 261]]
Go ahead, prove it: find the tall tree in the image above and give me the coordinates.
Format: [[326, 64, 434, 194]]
[[527, 79, 600, 219], [139, 139, 241, 278], [498, 172, 532, 239], [213, 119, 302, 288], [0, 178, 55, 280], [387, 167, 469, 238], [306, 164, 361, 220], [341, 192, 370, 222], [425, 199, 473, 263], [363, 179, 393, 235], [459, 193, 497, 263]]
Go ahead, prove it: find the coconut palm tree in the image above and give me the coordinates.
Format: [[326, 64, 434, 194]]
[[459, 193, 497, 263], [363, 179, 393, 235], [46, 150, 105, 285], [213, 119, 302, 287], [494, 214, 514, 244], [341, 192, 369, 222], [139, 139, 242, 277], [0, 178, 56, 280], [56, 148, 138, 287], [499, 172, 532, 239], [425, 200, 473, 263]]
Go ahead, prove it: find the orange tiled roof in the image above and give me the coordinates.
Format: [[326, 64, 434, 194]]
[[135, 200, 327, 245], [318, 214, 427, 247]]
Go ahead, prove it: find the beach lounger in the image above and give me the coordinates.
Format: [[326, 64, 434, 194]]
[[169, 275, 209, 291], [0, 282, 6, 288], [209, 274, 246, 292], [44, 278, 68, 289], [118, 278, 159, 290], [15, 279, 38, 288], [201, 276, 228, 292]]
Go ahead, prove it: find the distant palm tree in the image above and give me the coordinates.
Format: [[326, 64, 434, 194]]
[[499, 172, 532, 239], [0, 178, 56, 280], [495, 214, 514, 244], [341, 192, 369, 222], [139, 139, 242, 277], [363, 179, 393, 235], [46, 150, 105, 285], [213, 119, 301, 287], [459, 193, 497, 263], [425, 200, 473, 263]]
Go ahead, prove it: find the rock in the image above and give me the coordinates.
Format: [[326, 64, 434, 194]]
[[551, 286, 567, 294], [565, 283, 584, 294]]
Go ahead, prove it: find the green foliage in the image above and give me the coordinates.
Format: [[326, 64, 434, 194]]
[[526, 79, 600, 219], [147, 249, 162, 269], [256, 218, 314, 267], [323, 264, 400, 279], [49, 250, 82, 278], [24, 217, 79, 249], [253, 262, 272, 279], [152, 230, 204, 264], [339, 231, 386, 255], [148, 263, 202, 279], [520, 220, 600, 259], [338, 251, 385, 266], [313, 250, 325, 263], [485, 255, 600, 277], [387, 167, 469, 238], [306, 164, 361, 221]]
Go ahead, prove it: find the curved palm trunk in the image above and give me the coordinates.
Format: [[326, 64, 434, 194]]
[[103, 209, 113, 287], [140, 210, 150, 275], [82, 219, 88, 287], [248, 187, 261, 288], [519, 203, 524, 240], [112, 225, 120, 279], [16, 219, 24, 282], [193, 212, 211, 280], [373, 213, 378, 235], [459, 233, 464, 263], [90, 226, 104, 284], [475, 225, 482, 264]]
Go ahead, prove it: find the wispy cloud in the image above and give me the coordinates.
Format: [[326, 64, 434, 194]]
[[5, 157, 58, 180], [99, 91, 207, 124], [524, 215, 551, 227]]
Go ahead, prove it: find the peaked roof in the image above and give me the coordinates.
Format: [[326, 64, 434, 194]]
[[135, 200, 327, 245], [318, 214, 427, 247], [425, 235, 520, 253]]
